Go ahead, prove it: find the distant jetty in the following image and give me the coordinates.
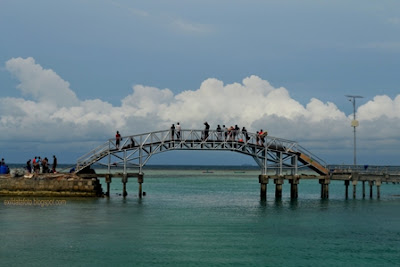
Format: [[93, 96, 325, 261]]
[[0, 172, 103, 197]]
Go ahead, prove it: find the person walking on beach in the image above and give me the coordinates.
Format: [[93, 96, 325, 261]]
[[52, 155, 57, 173], [176, 122, 181, 140], [116, 131, 122, 149]]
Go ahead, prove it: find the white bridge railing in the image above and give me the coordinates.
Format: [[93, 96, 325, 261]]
[[75, 129, 327, 175]]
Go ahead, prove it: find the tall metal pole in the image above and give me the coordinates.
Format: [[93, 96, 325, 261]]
[[345, 95, 363, 168]]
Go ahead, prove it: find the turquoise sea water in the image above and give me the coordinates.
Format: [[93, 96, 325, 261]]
[[1, 167, 400, 266]]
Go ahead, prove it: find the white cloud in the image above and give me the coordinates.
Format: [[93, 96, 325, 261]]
[[362, 42, 400, 52], [171, 19, 213, 34], [2, 57, 400, 163], [357, 95, 400, 120], [387, 17, 400, 25], [5, 57, 80, 107]]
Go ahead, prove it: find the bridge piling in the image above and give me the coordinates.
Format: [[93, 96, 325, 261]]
[[369, 181, 374, 198], [344, 180, 350, 199], [352, 180, 358, 198], [319, 178, 330, 199], [122, 174, 128, 197], [259, 175, 268, 200], [289, 177, 299, 199], [362, 181, 366, 198], [376, 180, 381, 199], [138, 174, 144, 198], [352, 173, 358, 199], [274, 178, 284, 199], [105, 174, 112, 197]]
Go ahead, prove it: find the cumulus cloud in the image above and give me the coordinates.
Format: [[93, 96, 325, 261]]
[[362, 42, 400, 52], [171, 19, 213, 34], [1, 57, 400, 163], [5, 57, 80, 107], [387, 17, 400, 25]]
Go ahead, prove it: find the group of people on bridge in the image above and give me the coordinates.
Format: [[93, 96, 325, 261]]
[[114, 123, 268, 150], [170, 122, 267, 146]]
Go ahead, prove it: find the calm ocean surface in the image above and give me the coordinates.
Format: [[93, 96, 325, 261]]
[[1, 166, 399, 266]]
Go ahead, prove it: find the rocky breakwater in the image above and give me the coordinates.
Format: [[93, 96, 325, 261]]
[[0, 170, 103, 197]]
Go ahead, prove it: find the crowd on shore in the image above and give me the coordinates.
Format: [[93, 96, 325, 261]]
[[26, 155, 57, 174]]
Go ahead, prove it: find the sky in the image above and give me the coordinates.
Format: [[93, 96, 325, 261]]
[[1, 0, 400, 166]]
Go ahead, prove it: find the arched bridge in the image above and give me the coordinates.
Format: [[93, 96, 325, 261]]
[[75, 129, 328, 176]]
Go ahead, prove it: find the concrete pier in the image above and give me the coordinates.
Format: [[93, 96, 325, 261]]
[[319, 178, 330, 199], [344, 180, 350, 198], [274, 178, 284, 199], [122, 174, 128, 197], [259, 175, 269, 200], [369, 180, 374, 198], [351, 173, 358, 199], [138, 174, 144, 198], [376, 180, 381, 199], [353, 180, 357, 198], [362, 181, 365, 198], [0, 173, 103, 197], [105, 174, 112, 197], [289, 178, 299, 199]]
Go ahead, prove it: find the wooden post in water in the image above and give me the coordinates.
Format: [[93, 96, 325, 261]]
[[259, 175, 269, 200], [105, 174, 112, 197], [138, 173, 144, 198], [274, 178, 284, 199], [122, 174, 128, 197], [369, 180, 374, 198]]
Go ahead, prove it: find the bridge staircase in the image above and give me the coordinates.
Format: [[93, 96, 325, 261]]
[[292, 147, 329, 176]]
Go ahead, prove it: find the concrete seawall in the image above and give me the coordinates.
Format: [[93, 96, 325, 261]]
[[0, 173, 103, 197]]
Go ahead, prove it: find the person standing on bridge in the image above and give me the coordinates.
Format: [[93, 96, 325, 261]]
[[216, 125, 222, 140], [116, 131, 122, 149], [223, 125, 228, 141], [176, 122, 181, 140], [203, 122, 210, 140], [242, 127, 249, 142], [256, 131, 260, 145], [233, 125, 240, 140], [259, 129, 265, 146], [170, 124, 175, 141]]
